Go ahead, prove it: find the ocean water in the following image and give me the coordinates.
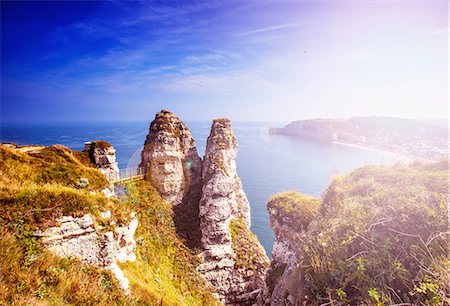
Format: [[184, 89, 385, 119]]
[[1, 121, 398, 256]]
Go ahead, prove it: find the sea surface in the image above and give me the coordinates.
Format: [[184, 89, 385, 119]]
[[1, 121, 399, 256]]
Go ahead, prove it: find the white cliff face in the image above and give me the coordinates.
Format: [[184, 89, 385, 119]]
[[267, 207, 297, 266], [139, 112, 269, 303], [140, 109, 202, 206], [84, 141, 119, 183], [34, 212, 138, 292], [261, 193, 320, 305], [260, 206, 300, 305], [140, 109, 203, 249], [201, 119, 250, 226], [199, 119, 249, 258], [198, 119, 268, 305]]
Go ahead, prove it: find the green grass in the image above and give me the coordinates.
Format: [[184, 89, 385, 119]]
[[229, 217, 269, 272], [267, 160, 449, 305], [0, 145, 109, 190], [0, 145, 218, 305], [268, 191, 321, 231], [116, 181, 218, 305], [0, 228, 130, 305]]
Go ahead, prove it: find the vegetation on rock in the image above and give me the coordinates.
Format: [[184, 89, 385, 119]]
[[268, 191, 321, 231], [229, 217, 269, 272], [268, 160, 449, 305], [0, 144, 218, 305]]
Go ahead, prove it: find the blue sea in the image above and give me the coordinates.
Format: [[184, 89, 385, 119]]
[[1, 121, 398, 256]]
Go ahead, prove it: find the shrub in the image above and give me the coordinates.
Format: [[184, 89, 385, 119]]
[[270, 161, 449, 305]]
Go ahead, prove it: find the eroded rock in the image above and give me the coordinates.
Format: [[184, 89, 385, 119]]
[[84, 140, 119, 185], [140, 109, 203, 248], [198, 118, 269, 305], [140, 111, 269, 304], [140, 109, 202, 206], [34, 212, 138, 291], [260, 192, 320, 305]]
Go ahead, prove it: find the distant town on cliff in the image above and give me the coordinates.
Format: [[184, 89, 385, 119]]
[[270, 116, 448, 160]]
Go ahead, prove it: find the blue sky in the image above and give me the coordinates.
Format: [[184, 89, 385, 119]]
[[1, 0, 448, 123]]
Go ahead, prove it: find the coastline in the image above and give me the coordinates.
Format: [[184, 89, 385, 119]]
[[331, 141, 414, 163]]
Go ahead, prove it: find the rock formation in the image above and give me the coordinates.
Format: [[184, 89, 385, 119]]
[[261, 192, 320, 305], [198, 118, 269, 305], [267, 199, 300, 270], [140, 109, 203, 248], [34, 212, 138, 291], [262, 201, 302, 305], [140, 112, 269, 304], [84, 140, 119, 183]]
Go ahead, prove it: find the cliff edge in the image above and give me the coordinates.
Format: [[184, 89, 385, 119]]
[[262, 161, 449, 305]]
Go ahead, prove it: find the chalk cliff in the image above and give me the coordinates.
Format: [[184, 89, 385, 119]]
[[1, 143, 218, 304], [140, 112, 269, 304], [140, 109, 202, 205], [261, 192, 320, 304], [140, 109, 203, 247], [84, 140, 119, 183], [198, 118, 269, 305], [34, 212, 138, 292]]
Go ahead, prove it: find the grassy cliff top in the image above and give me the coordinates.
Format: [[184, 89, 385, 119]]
[[0, 144, 218, 305], [267, 160, 449, 305], [85, 140, 113, 149], [268, 191, 321, 230]]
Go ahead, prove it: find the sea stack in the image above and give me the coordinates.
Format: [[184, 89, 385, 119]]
[[140, 111, 269, 304], [198, 118, 269, 305], [140, 110, 203, 247], [140, 109, 203, 205]]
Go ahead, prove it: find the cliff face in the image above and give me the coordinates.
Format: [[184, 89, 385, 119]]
[[140, 109, 203, 247], [270, 119, 337, 141], [265, 204, 298, 302], [262, 192, 320, 305], [198, 119, 269, 305], [34, 212, 138, 291], [140, 112, 269, 304], [0, 143, 218, 305]]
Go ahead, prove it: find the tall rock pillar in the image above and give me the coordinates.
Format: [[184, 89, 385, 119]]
[[198, 118, 269, 305], [140, 109, 203, 247]]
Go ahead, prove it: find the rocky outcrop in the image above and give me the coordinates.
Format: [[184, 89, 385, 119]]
[[140, 109, 203, 248], [34, 212, 138, 291], [262, 205, 301, 305], [140, 111, 269, 304], [140, 110, 202, 205], [267, 200, 301, 270], [84, 140, 119, 183], [198, 118, 269, 305], [261, 192, 320, 305]]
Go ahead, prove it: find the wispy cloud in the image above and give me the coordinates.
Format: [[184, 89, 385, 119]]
[[236, 23, 301, 37]]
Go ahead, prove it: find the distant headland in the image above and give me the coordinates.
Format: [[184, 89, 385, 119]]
[[270, 116, 448, 161]]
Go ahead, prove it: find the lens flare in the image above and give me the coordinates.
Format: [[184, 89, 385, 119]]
[[186, 160, 192, 169]]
